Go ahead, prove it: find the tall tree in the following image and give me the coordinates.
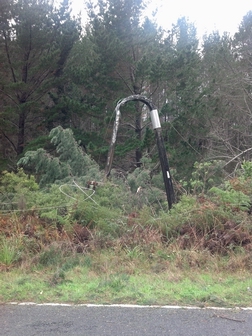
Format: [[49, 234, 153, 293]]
[[233, 11, 252, 132], [157, 17, 205, 179], [69, 0, 165, 170], [0, 0, 80, 165], [201, 17, 252, 171]]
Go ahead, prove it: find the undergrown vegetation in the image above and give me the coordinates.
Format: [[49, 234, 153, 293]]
[[1, 127, 252, 306], [1, 0, 252, 307]]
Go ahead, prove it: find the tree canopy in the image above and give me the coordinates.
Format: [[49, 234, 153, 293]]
[[1, 0, 252, 186], [0, 0, 80, 159]]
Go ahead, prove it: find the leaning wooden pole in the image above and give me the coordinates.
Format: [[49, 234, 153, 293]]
[[104, 95, 175, 209]]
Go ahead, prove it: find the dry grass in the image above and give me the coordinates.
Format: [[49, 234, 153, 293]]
[[1, 194, 252, 275]]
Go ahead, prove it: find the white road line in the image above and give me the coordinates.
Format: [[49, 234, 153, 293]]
[[8, 302, 252, 310]]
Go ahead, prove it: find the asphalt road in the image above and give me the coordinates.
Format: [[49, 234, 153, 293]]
[[1, 304, 252, 335]]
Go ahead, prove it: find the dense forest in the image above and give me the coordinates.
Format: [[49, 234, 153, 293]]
[[2, 1, 252, 304], [0, 0, 252, 207], [2, 0, 252, 273]]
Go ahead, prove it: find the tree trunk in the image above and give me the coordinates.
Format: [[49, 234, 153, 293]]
[[17, 110, 25, 155]]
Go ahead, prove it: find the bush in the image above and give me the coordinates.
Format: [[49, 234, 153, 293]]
[[0, 237, 22, 268], [181, 160, 225, 194], [0, 169, 39, 211]]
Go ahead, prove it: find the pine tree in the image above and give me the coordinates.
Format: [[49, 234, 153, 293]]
[[0, 0, 80, 163], [157, 17, 205, 179], [69, 0, 165, 170], [18, 126, 100, 186]]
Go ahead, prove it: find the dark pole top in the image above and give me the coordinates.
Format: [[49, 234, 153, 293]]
[[116, 95, 156, 111]]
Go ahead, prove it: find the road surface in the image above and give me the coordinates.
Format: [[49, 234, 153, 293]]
[[1, 304, 252, 335]]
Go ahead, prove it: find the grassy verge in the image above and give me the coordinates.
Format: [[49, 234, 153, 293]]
[[2, 165, 252, 307], [1, 247, 252, 307]]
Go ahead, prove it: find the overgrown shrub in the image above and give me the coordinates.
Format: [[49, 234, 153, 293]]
[[153, 161, 252, 254], [0, 169, 39, 210], [2, 149, 252, 263], [181, 160, 225, 194]]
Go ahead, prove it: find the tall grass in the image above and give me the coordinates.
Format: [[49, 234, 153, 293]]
[[0, 237, 22, 268]]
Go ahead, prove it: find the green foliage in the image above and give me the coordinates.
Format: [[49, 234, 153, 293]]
[[1, 0, 252, 194], [0, 237, 22, 267], [182, 160, 225, 194], [2, 3, 252, 283], [210, 186, 251, 211], [72, 128, 109, 162], [0, 169, 39, 210], [115, 137, 141, 157], [156, 194, 197, 238], [0, 158, 8, 172], [208, 160, 252, 211], [75, 0, 166, 170], [18, 126, 101, 186], [18, 148, 68, 186], [0, 169, 38, 193], [38, 245, 64, 267], [126, 157, 154, 193], [50, 126, 99, 177], [127, 167, 151, 193], [155, 192, 246, 251], [150, 161, 252, 253], [126, 157, 167, 208], [159, 17, 207, 180], [0, 0, 81, 159], [23, 136, 51, 153], [240, 160, 252, 179], [94, 180, 132, 212], [140, 127, 155, 151], [24, 183, 74, 226]]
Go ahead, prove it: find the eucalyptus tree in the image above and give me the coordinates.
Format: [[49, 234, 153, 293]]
[[0, 0, 80, 165]]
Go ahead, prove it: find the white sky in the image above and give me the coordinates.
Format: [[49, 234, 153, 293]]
[[150, 0, 252, 37], [71, 0, 251, 37]]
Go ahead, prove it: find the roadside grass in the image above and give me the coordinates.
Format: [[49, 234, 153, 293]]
[[2, 167, 252, 307], [1, 247, 252, 307]]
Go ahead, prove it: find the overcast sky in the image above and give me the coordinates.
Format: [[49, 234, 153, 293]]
[[150, 0, 251, 37], [70, 0, 251, 37]]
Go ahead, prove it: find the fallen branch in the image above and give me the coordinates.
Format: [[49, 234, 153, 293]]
[[212, 313, 245, 323]]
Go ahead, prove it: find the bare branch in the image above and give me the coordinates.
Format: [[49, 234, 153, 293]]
[[0, 89, 20, 108], [0, 130, 17, 153], [116, 70, 134, 94], [222, 147, 252, 168]]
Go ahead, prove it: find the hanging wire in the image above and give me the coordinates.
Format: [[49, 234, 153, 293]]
[[0, 180, 99, 214], [59, 180, 98, 205]]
